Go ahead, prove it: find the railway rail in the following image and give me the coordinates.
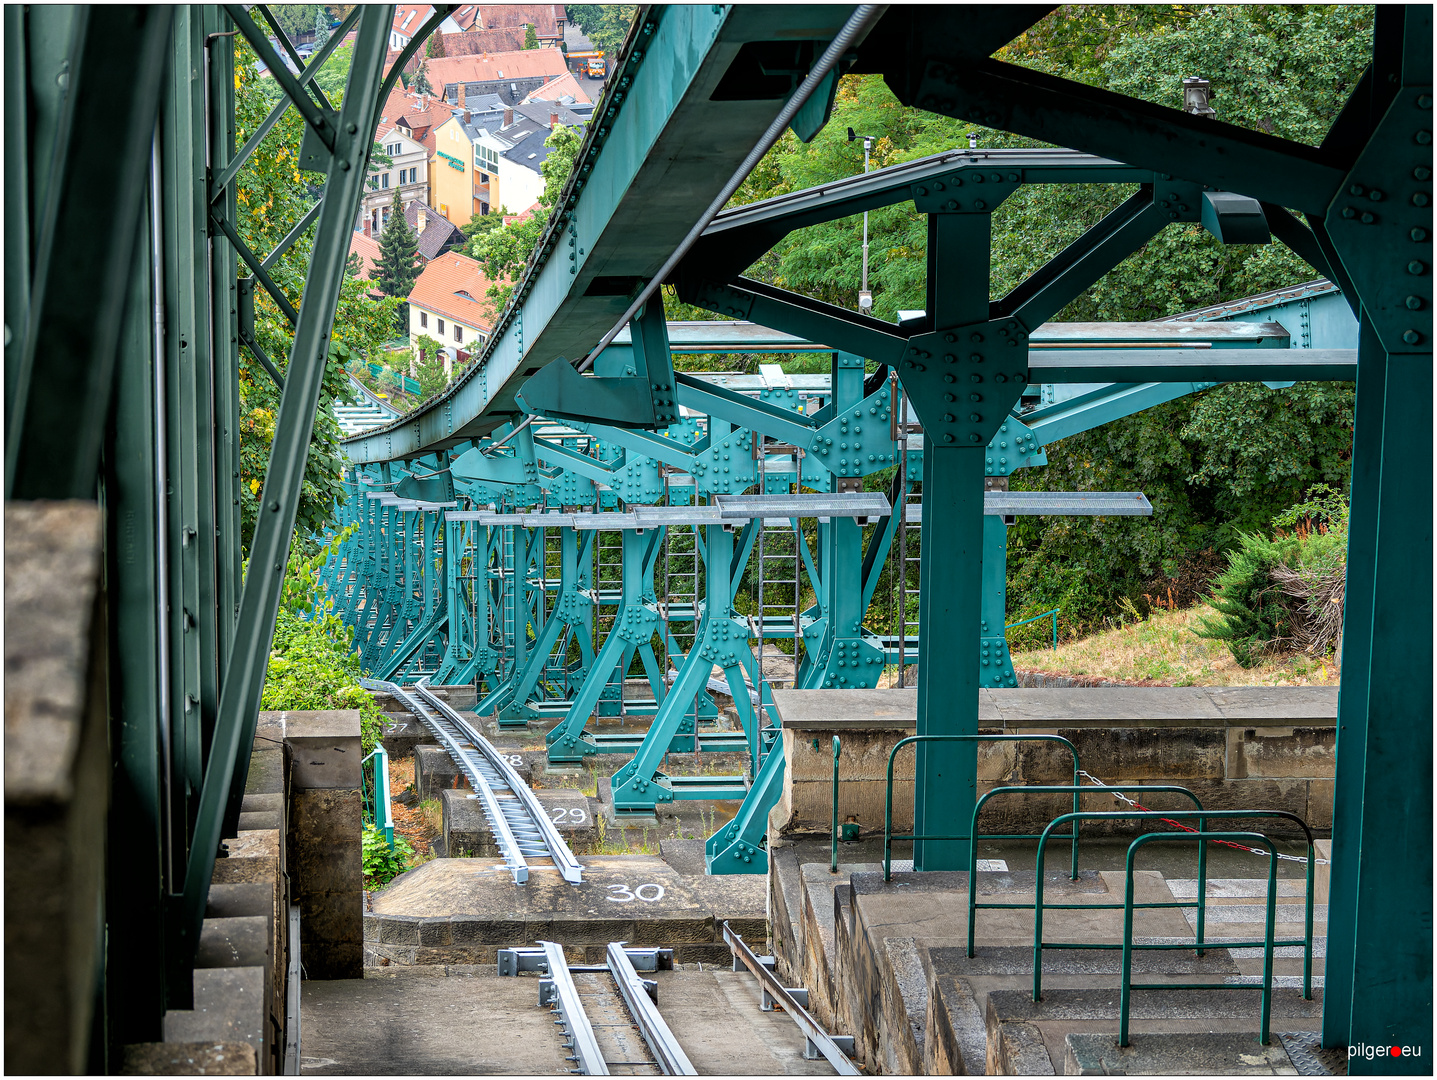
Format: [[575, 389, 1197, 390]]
[[503, 943, 695, 1076], [361, 676, 584, 884]]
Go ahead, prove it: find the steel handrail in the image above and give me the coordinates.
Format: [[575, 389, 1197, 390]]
[[883, 734, 1083, 881], [605, 943, 696, 1075], [1120, 830, 1284, 1047], [968, 783, 1209, 959], [1031, 809, 1314, 1003], [360, 743, 394, 846], [1006, 606, 1060, 650], [721, 922, 860, 1076], [413, 676, 586, 884]]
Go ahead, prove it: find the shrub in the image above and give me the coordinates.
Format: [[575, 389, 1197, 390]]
[[1196, 487, 1349, 667], [362, 825, 414, 887], [262, 527, 386, 753]]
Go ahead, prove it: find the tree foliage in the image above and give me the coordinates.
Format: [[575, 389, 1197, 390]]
[[374, 189, 420, 298], [712, 5, 1372, 635], [233, 40, 402, 557], [523, 23, 540, 50], [426, 30, 445, 58], [411, 59, 433, 96], [565, 5, 635, 55]]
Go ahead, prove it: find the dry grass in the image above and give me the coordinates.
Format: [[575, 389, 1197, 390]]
[[1010, 603, 1340, 687]]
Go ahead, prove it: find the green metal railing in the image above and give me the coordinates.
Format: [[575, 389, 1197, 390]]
[[883, 734, 1083, 881], [831, 735, 841, 873], [365, 359, 422, 396], [966, 784, 1210, 959], [1121, 830, 1284, 1046], [362, 743, 394, 847], [1030, 808, 1315, 1043], [1006, 606, 1060, 651]]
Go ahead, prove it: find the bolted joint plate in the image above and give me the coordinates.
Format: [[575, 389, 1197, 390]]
[[899, 318, 1030, 444], [909, 163, 1020, 215], [808, 383, 900, 479], [1323, 85, 1433, 354]]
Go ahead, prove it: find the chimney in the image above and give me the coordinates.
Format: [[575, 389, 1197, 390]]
[[417, 207, 428, 234], [503, 105, 514, 127], [457, 83, 466, 108], [550, 111, 560, 128]]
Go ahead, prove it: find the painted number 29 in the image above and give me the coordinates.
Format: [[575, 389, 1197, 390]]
[[606, 883, 665, 903], [549, 806, 587, 825]]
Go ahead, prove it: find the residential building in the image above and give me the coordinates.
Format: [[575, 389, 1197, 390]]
[[473, 5, 566, 47], [424, 49, 568, 107], [407, 251, 499, 372], [359, 125, 428, 235], [404, 200, 466, 262], [523, 71, 592, 107], [389, 4, 463, 51], [347, 231, 383, 294]]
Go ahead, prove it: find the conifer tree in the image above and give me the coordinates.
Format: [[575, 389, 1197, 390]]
[[373, 190, 419, 299], [523, 23, 539, 49], [426, 30, 445, 57], [312, 7, 330, 50], [412, 59, 433, 96]]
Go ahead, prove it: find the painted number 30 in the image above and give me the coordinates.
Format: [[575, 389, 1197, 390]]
[[606, 883, 665, 903]]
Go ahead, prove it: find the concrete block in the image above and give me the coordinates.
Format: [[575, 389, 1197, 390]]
[[206, 884, 273, 920], [240, 793, 283, 815], [197, 916, 271, 972], [1229, 726, 1336, 779], [237, 810, 281, 832], [277, 710, 361, 790], [119, 1041, 257, 1075], [440, 788, 596, 857], [243, 749, 285, 797], [414, 745, 466, 800], [378, 914, 423, 945], [379, 718, 427, 759], [1065, 1032, 1294, 1075], [991, 1021, 1055, 1075], [416, 919, 452, 947], [300, 891, 363, 979], [163, 967, 267, 1064]]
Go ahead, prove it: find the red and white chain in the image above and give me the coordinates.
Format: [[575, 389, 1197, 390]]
[[1076, 770, 1329, 865]]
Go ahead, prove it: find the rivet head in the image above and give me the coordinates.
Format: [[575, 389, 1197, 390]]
[[915, 186, 927, 196], [1349, 183, 1366, 196], [1415, 166, 1433, 181], [970, 373, 982, 383], [1411, 227, 1429, 242], [970, 413, 982, 423], [971, 333, 983, 343], [1369, 189, 1385, 201], [1408, 296, 1426, 310], [969, 433, 982, 443], [943, 434, 955, 443], [1361, 212, 1376, 224], [943, 373, 956, 383], [1419, 94, 1434, 109], [1417, 130, 1433, 145], [970, 392, 982, 402], [1414, 193, 1431, 207], [1409, 261, 1427, 275], [974, 200, 986, 210], [1403, 329, 1422, 345], [1341, 205, 1357, 219]]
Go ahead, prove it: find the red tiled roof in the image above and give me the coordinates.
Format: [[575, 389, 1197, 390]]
[[381, 87, 456, 154], [476, 5, 562, 38], [450, 4, 481, 30], [392, 4, 433, 38], [421, 48, 567, 91], [348, 231, 382, 280], [441, 25, 527, 56], [408, 250, 502, 330], [524, 71, 591, 106]]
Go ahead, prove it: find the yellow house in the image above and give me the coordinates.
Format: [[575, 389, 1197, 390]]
[[430, 114, 481, 228]]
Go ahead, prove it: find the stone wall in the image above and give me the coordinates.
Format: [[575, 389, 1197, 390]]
[[768, 687, 1337, 841]]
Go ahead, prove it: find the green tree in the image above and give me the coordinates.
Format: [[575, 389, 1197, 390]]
[[426, 30, 445, 58], [312, 7, 330, 50], [273, 4, 319, 42], [373, 190, 420, 298], [412, 334, 450, 400], [565, 5, 635, 56], [523, 23, 539, 49], [412, 59, 434, 97], [232, 41, 403, 556]]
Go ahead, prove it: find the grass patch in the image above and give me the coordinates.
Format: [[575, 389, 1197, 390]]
[[1010, 603, 1340, 687]]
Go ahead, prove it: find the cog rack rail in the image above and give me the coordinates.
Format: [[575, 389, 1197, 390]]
[[361, 677, 584, 884]]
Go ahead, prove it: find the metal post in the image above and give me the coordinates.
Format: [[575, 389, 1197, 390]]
[[830, 735, 841, 873]]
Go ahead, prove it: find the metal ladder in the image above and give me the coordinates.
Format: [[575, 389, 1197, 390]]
[[755, 513, 802, 689], [592, 519, 627, 718]]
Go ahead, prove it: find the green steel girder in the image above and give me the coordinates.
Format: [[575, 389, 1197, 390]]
[[341, 5, 864, 462], [179, 6, 393, 968], [5, 6, 172, 501]]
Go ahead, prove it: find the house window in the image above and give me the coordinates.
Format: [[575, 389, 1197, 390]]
[[476, 143, 499, 172], [420, 311, 428, 328], [388, 142, 402, 155], [381, 173, 390, 189], [437, 318, 445, 335], [368, 174, 379, 190], [454, 323, 463, 342]]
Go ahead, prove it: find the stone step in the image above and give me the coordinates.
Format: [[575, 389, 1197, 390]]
[[439, 787, 596, 857]]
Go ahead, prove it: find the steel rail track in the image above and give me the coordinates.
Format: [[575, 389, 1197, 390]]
[[722, 921, 860, 1074], [532, 941, 695, 1076], [360, 677, 583, 884]]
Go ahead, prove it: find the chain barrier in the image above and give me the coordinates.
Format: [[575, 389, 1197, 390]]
[[1076, 770, 1329, 865]]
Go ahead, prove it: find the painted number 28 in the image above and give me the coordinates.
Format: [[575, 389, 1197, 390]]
[[606, 883, 665, 903]]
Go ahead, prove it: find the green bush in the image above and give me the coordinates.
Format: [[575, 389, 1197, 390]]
[[261, 527, 386, 753], [1197, 487, 1349, 667], [362, 825, 414, 887]]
